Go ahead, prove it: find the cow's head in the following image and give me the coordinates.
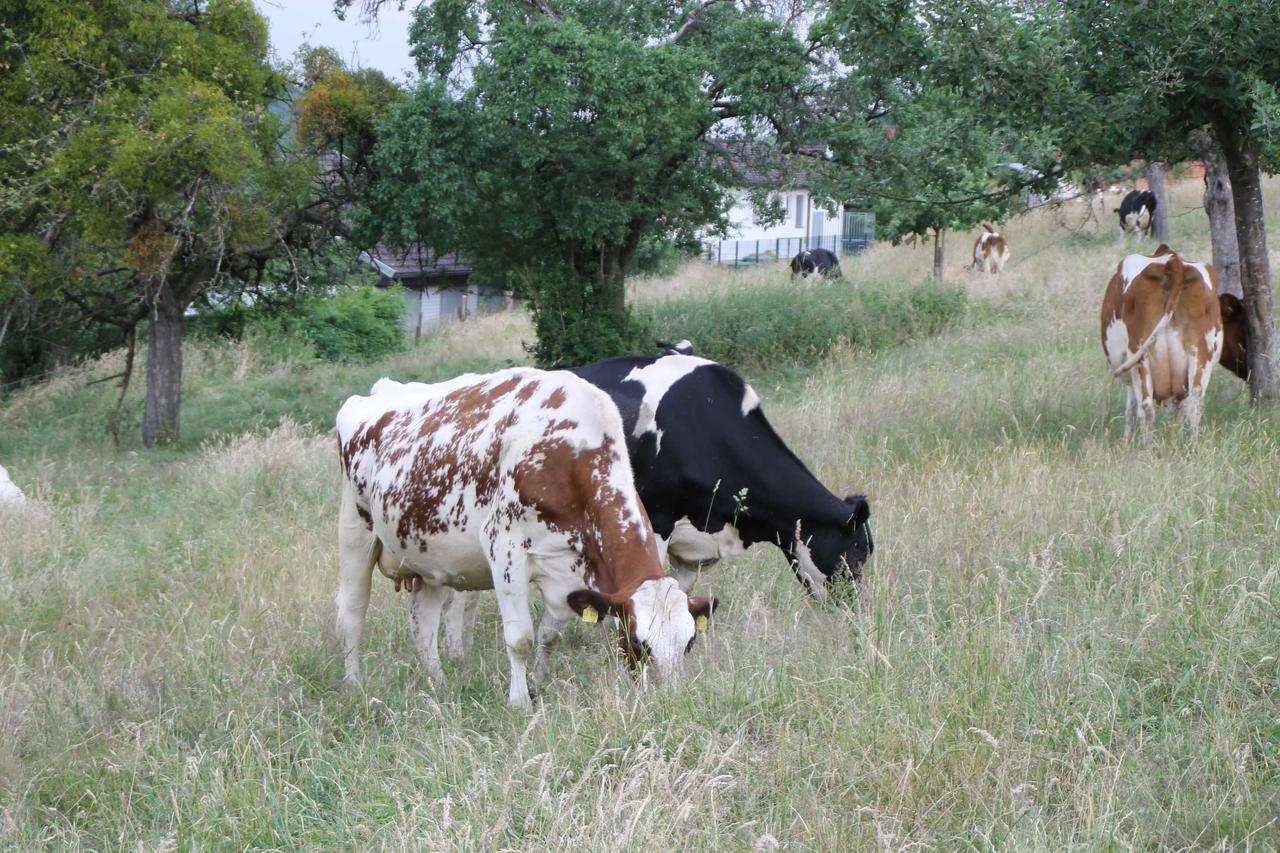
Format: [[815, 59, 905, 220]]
[[568, 578, 718, 687], [789, 494, 873, 601], [1219, 293, 1248, 382]]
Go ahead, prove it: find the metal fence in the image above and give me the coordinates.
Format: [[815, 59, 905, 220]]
[[701, 214, 876, 269]]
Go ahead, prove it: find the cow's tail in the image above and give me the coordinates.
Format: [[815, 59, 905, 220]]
[[1111, 253, 1188, 376]]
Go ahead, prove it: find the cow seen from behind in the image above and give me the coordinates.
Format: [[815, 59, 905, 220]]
[[970, 223, 1010, 274], [1101, 246, 1223, 441]]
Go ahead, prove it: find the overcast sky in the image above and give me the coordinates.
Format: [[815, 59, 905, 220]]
[[255, 0, 419, 82]]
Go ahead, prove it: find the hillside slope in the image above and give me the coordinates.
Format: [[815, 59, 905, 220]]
[[1, 180, 1277, 849]]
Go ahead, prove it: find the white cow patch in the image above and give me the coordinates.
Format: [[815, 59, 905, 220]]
[[791, 538, 829, 603], [629, 576, 697, 684], [624, 355, 716, 453], [1120, 253, 1172, 293], [1187, 262, 1213, 291], [1103, 316, 1132, 371], [741, 384, 761, 415], [0, 464, 26, 506]]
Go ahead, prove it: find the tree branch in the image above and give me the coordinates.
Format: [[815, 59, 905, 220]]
[[664, 0, 727, 45]]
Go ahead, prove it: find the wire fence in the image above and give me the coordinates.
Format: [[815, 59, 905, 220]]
[[701, 215, 876, 269]]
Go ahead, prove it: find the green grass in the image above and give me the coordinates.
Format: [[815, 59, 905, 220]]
[[641, 277, 968, 370], [1, 182, 1278, 848]]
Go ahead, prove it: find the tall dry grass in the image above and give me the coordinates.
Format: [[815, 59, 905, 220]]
[[1, 178, 1277, 848]]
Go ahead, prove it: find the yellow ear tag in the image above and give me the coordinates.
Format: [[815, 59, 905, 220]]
[[582, 605, 599, 624], [696, 615, 709, 633]]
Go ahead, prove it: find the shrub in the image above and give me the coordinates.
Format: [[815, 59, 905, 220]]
[[523, 273, 650, 368], [630, 234, 682, 277], [640, 277, 967, 368], [298, 285, 407, 362], [191, 285, 407, 363]]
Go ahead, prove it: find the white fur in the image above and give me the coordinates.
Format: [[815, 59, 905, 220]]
[[629, 577, 697, 685], [1188, 261, 1213, 290], [624, 355, 715, 453], [0, 465, 26, 506], [1120, 253, 1172, 293]]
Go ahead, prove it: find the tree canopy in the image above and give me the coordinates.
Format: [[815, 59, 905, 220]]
[[0, 1, 396, 443], [357, 0, 812, 366]]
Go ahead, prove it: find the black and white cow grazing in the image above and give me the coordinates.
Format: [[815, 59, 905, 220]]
[[568, 354, 872, 598], [1117, 190, 1157, 240], [789, 248, 843, 279]]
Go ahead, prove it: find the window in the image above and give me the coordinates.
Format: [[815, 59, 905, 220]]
[[795, 193, 805, 228]]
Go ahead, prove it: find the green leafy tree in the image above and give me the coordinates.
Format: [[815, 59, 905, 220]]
[[805, 2, 1056, 281], [355, 0, 810, 366], [0, 2, 394, 444]]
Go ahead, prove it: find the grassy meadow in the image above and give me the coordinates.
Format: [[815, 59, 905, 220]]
[[2, 180, 1279, 849]]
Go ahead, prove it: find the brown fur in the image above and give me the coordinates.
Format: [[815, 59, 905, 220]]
[[1218, 293, 1248, 381]]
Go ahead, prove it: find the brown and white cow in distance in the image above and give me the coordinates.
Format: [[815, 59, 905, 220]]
[[970, 223, 1009, 274], [336, 368, 716, 708], [1100, 246, 1222, 441]]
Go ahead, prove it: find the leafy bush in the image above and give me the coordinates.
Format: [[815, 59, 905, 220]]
[[641, 277, 967, 368], [524, 273, 649, 368], [630, 234, 682, 277], [191, 285, 407, 363], [297, 285, 407, 362]]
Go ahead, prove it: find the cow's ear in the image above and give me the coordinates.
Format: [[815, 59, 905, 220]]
[[1154, 243, 1172, 256], [842, 494, 871, 529], [567, 589, 619, 624], [687, 595, 718, 631]]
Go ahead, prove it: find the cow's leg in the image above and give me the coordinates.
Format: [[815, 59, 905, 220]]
[[1136, 365, 1156, 444], [337, 481, 378, 687], [531, 608, 571, 682], [443, 590, 479, 661], [486, 526, 536, 709], [1123, 382, 1138, 439], [407, 581, 450, 686], [1182, 344, 1206, 441]]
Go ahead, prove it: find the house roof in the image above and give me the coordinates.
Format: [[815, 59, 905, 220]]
[[360, 244, 472, 280]]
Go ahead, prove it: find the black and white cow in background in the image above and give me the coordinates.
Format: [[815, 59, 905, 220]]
[[790, 248, 843, 279], [1117, 190, 1157, 240]]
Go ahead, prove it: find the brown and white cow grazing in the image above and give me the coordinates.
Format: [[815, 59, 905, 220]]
[[970, 223, 1009, 274], [1100, 245, 1222, 441], [336, 369, 716, 707]]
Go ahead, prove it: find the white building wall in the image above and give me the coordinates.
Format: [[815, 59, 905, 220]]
[[723, 189, 842, 244]]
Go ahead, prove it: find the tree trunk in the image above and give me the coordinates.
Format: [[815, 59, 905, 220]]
[[1215, 124, 1277, 401], [142, 283, 186, 446], [931, 227, 945, 281], [1144, 161, 1170, 243], [1201, 151, 1242, 297]]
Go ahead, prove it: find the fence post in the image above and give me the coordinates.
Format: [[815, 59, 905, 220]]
[[734, 241, 739, 269]]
